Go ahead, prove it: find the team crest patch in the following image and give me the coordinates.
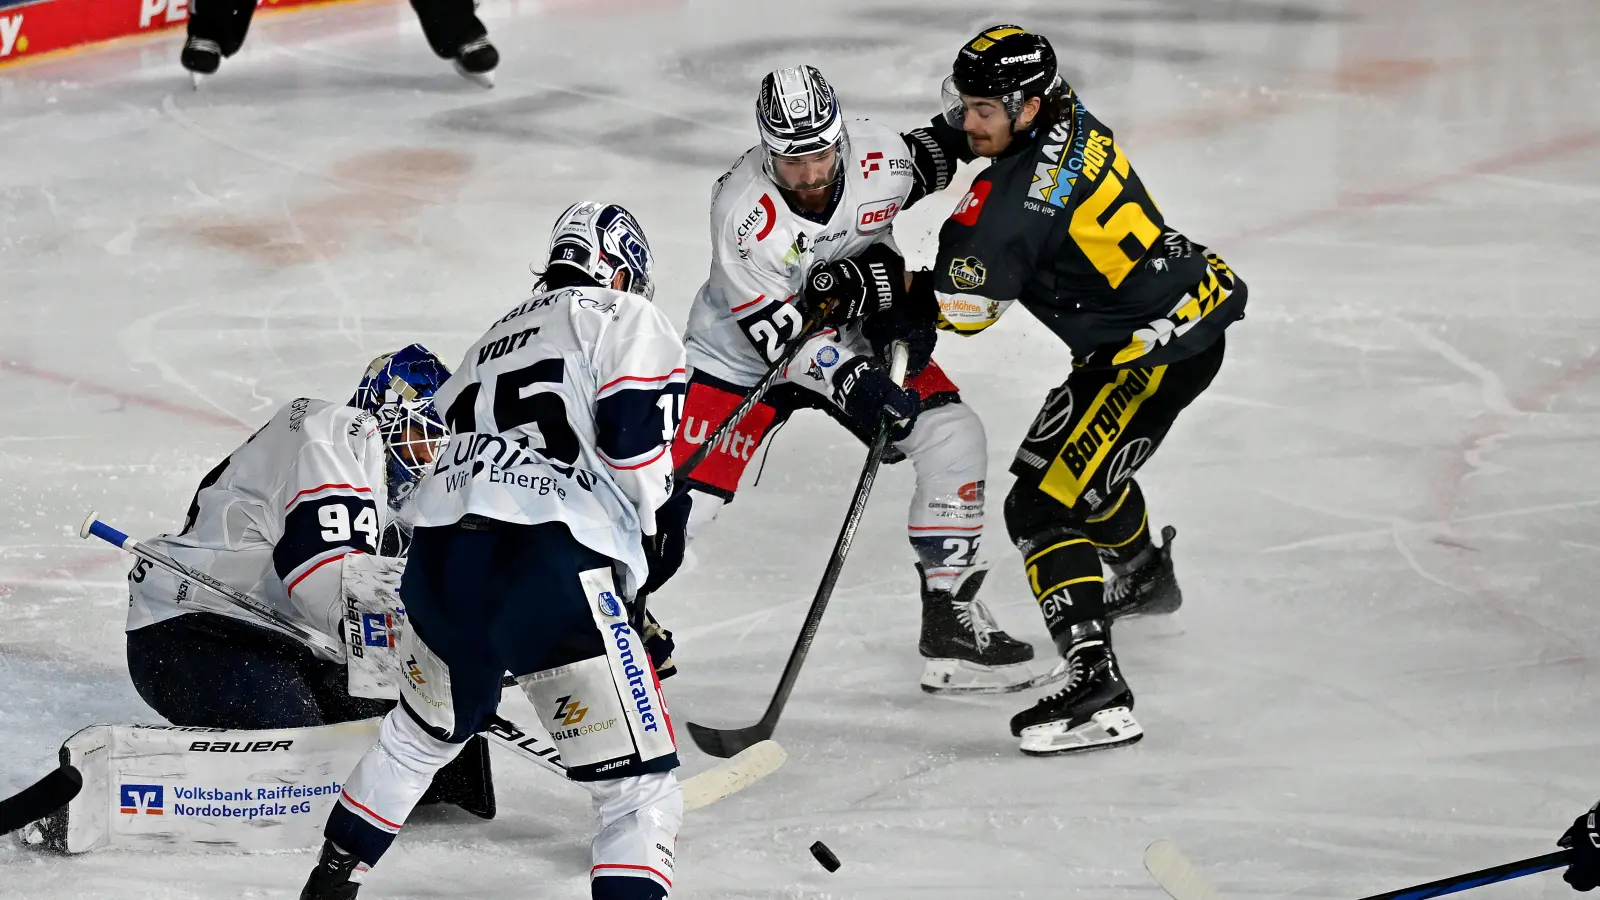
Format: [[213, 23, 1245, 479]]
[[948, 256, 987, 291]]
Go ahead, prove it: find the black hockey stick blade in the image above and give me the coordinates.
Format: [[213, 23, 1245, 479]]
[[0, 764, 82, 836], [685, 719, 773, 759]]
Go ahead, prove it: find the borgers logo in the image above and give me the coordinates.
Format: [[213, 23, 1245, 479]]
[[735, 194, 777, 257], [948, 256, 986, 290]]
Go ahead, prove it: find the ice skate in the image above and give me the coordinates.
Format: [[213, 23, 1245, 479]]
[[453, 37, 498, 88], [1010, 621, 1142, 755], [918, 563, 1037, 695], [300, 840, 364, 900], [180, 37, 220, 89], [1104, 525, 1181, 620]]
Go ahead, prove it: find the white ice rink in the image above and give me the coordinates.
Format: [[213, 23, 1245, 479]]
[[4, 0, 1600, 896]]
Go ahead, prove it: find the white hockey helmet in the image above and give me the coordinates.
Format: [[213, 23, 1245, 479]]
[[756, 65, 847, 189], [543, 201, 656, 301]]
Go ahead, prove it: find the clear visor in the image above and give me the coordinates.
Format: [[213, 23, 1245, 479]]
[[763, 137, 845, 193], [940, 75, 1024, 128], [384, 403, 449, 483]]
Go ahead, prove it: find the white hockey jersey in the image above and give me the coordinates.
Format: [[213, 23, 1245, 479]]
[[408, 285, 686, 595], [126, 400, 390, 661], [685, 119, 945, 398]]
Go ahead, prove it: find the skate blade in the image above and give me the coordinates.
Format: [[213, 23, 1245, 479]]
[[1019, 706, 1143, 756], [189, 71, 205, 90], [920, 659, 1038, 695], [453, 62, 495, 88]]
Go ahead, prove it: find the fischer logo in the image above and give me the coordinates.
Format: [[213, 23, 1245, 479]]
[[860, 151, 884, 178], [855, 199, 899, 234], [0, 14, 24, 58], [950, 180, 991, 226], [139, 0, 189, 29]]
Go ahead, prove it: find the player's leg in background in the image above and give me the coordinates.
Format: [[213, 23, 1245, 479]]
[[180, 0, 257, 78], [1002, 336, 1228, 755], [892, 367, 1037, 695], [407, 0, 498, 84], [493, 523, 680, 900], [305, 519, 509, 897], [125, 611, 325, 729]]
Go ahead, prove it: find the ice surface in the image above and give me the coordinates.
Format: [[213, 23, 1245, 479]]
[[3, 0, 1600, 897]]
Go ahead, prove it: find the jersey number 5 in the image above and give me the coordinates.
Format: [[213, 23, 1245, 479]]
[[1069, 141, 1162, 290], [445, 351, 582, 466]]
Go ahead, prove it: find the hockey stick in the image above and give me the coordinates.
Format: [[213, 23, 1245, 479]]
[[671, 310, 826, 483], [0, 763, 81, 836], [79, 512, 344, 656], [685, 342, 910, 758], [1144, 839, 1573, 900]]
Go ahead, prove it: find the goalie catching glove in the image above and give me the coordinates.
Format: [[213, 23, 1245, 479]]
[[802, 242, 907, 328]]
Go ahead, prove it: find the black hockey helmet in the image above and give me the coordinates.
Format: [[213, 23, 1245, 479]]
[[942, 25, 1064, 128]]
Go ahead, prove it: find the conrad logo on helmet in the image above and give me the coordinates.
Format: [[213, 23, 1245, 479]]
[[1001, 50, 1042, 64]]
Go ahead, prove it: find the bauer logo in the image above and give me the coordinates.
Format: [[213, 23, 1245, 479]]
[[120, 784, 164, 815], [855, 199, 899, 234], [598, 591, 622, 618]]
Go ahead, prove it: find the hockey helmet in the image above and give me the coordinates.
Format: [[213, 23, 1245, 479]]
[[756, 65, 847, 190], [942, 25, 1064, 128], [349, 344, 451, 504], [545, 201, 656, 301]]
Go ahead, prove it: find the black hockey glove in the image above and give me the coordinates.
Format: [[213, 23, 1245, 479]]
[[1561, 802, 1600, 890], [833, 355, 919, 443], [863, 268, 940, 376], [641, 490, 692, 597], [802, 243, 906, 329]]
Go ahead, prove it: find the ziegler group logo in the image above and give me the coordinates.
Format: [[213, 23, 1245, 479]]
[[120, 783, 164, 815], [554, 695, 589, 727]]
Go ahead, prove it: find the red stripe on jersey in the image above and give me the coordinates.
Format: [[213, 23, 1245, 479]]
[[339, 790, 402, 831], [729, 295, 766, 314], [603, 445, 668, 471], [598, 369, 686, 393], [284, 483, 372, 510], [286, 550, 356, 592], [591, 864, 672, 887], [755, 194, 776, 241]]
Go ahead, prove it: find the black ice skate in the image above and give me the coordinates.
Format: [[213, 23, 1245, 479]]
[[1009, 621, 1142, 755], [453, 37, 499, 88], [1104, 525, 1181, 620], [180, 37, 221, 89], [918, 563, 1037, 695], [300, 839, 365, 900]]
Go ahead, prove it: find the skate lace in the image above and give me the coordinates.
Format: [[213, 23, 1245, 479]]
[[1105, 572, 1134, 609], [459, 37, 492, 54], [1042, 651, 1088, 701], [953, 598, 1001, 650], [187, 37, 221, 53]]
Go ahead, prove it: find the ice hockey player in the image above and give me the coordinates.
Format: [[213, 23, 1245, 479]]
[[671, 64, 1038, 696], [122, 345, 493, 814], [300, 201, 689, 900], [179, 0, 498, 88], [1562, 803, 1600, 890], [875, 25, 1248, 754]]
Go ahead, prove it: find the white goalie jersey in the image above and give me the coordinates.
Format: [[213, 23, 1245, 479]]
[[126, 400, 390, 661], [408, 285, 686, 595], [684, 119, 952, 395]]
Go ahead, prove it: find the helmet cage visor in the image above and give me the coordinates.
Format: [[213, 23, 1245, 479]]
[[941, 75, 1025, 128]]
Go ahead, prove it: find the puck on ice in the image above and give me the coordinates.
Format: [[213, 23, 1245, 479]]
[[809, 840, 840, 872]]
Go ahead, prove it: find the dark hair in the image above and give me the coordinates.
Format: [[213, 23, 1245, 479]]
[[534, 265, 599, 292]]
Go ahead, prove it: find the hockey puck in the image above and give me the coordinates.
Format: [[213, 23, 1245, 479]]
[[809, 840, 840, 872]]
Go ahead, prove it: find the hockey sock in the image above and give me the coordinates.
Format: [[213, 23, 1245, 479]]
[[186, 0, 258, 57], [408, 0, 487, 58], [1082, 480, 1151, 569], [1017, 529, 1105, 655], [592, 876, 668, 900]]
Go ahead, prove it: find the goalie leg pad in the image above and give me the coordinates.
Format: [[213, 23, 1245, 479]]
[[327, 706, 466, 866], [585, 770, 681, 894]]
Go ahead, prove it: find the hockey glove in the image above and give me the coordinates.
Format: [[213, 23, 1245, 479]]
[[642, 490, 692, 597], [1561, 802, 1600, 890], [641, 610, 677, 680], [803, 243, 906, 328], [833, 355, 919, 443], [863, 269, 939, 376]]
